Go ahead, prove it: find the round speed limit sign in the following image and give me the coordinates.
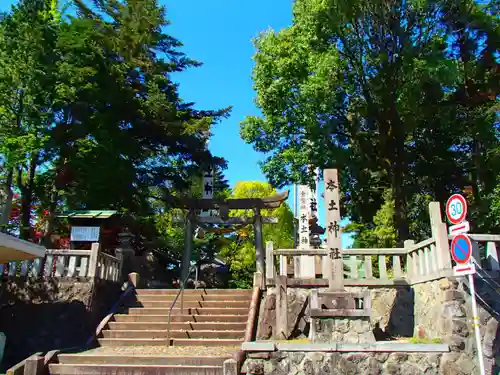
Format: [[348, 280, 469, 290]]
[[446, 194, 468, 225]]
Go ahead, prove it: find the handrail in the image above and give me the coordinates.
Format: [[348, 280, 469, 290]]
[[244, 286, 261, 342], [166, 264, 197, 345], [86, 282, 136, 347]]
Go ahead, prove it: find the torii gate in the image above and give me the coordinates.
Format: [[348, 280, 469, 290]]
[[172, 191, 289, 284]]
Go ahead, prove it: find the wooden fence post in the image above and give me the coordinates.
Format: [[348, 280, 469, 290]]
[[486, 241, 500, 271], [87, 242, 100, 278], [253, 271, 263, 289], [223, 359, 238, 375], [128, 272, 140, 288], [23, 354, 44, 375], [115, 248, 124, 281], [265, 241, 274, 280], [429, 202, 452, 270], [404, 240, 415, 279], [275, 274, 288, 340]]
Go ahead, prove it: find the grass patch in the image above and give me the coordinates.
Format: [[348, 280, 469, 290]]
[[405, 337, 442, 344], [273, 338, 311, 343]]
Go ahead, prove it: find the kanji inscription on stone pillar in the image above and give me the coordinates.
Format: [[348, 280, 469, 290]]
[[323, 169, 343, 290], [298, 185, 315, 278]]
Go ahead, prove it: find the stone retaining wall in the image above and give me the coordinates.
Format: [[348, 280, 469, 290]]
[[257, 277, 500, 374], [414, 277, 500, 375], [0, 277, 122, 371], [257, 286, 414, 340], [244, 352, 446, 375], [314, 317, 375, 344]]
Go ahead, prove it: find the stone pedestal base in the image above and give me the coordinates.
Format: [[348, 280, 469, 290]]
[[310, 290, 375, 344], [312, 317, 376, 343]]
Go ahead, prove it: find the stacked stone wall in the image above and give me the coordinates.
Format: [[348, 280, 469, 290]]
[[256, 276, 500, 374], [414, 277, 500, 374], [257, 286, 414, 340], [0, 277, 121, 371], [244, 351, 445, 375]]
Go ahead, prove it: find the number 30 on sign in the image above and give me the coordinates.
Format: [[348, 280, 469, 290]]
[[446, 194, 468, 225]]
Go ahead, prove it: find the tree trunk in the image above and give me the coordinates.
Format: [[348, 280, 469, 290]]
[[18, 152, 39, 240], [392, 168, 409, 244], [388, 84, 410, 244], [0, 168, 14, 230], [42, 185, 59, 247]]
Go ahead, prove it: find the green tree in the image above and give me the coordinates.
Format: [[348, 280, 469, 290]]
[[0, 0, 232, 242], [240, 0, 500, 245], [345, 188, 400, 278], [346, 189, 397, 249], [0, 0, 61, 238], [213, 166, 231, 199], [51, 0, 230, 213]]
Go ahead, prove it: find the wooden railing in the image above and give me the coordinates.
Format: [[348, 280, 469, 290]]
[[264, 201, 468, 287], [266, 245, 411, 286], [96, 252, 122, 281], [405, 237, 441, 284], [0, 243, 122, 282], [266, 232, 500, 287], [343, 247, 407, 281]]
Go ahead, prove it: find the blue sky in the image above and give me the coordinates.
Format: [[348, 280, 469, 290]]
[[0, 0, 354, 247], [164, 0, 291, 185]]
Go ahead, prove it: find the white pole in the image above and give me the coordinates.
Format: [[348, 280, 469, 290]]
[[468, 273, 485, 375], [293, 183, 298, 248]]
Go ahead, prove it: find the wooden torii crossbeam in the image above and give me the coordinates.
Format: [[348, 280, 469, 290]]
[[173, 191, 289, 210]]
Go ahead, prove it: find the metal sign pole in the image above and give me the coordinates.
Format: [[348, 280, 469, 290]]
[[445, 193, 484, 374], [468, 272, 486, 375]]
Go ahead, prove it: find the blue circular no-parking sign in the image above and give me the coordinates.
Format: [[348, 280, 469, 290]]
[[450, 234, 472, 265]]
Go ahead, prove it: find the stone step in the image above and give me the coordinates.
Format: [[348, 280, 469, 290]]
[[126, 307, 249, 315], [173, 339, 243, 347], [99, 338, 171, 346], [135, 300, 250, 308], [58, 354, 229, 366], [98, 338, 242, 347], [136, 294, 251, 302], [108, 322, 247, 331], [113, 314, 248, 323], [49, 363, 223, 375], [135, 289, 251, 296], [102, 329, 245, 339]]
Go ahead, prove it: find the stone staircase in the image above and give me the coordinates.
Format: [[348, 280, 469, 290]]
[[48, 288, 251, 375]]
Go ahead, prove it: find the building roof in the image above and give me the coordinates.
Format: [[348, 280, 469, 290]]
[[56, 210, 119, 219], [0, 232, 46, 262]]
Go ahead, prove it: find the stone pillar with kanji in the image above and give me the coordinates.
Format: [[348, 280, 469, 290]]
[[324, 169, 343, 290], [298, 185, 315, 278], [309, 168, 375, 344]]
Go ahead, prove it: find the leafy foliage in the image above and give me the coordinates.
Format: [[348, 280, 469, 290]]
[[241, 0, 500, 245], [0, 0, 230, 242]]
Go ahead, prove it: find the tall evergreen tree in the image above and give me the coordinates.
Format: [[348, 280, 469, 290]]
[[0, 0, 232, 241], [0, 0, 61, 238]]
